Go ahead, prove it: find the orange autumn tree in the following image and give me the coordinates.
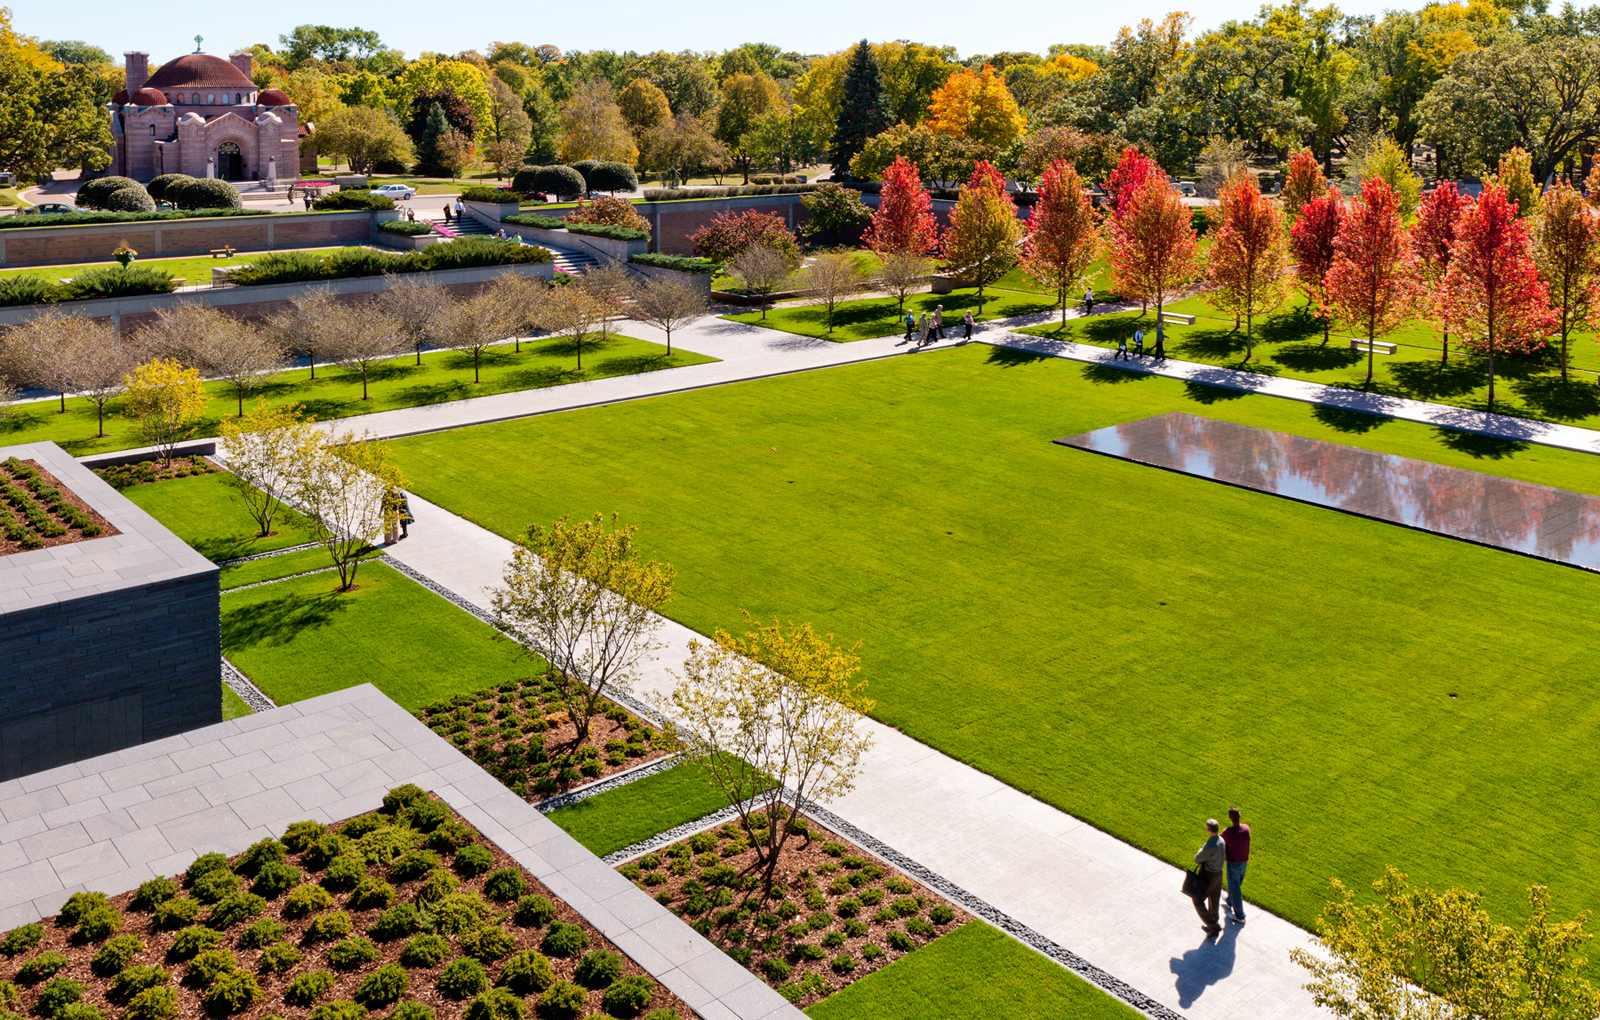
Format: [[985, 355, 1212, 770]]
[[1444, 182, 1556, 410], [925, 65, 1026, 148], [1107, 168, 1199, 343], [1206, 170, 1289, 361], [1530, 178, 1600, 383], [1409, 181, 1471, 363], [1289, 187, 1343, 346], [1021, 159, 1102, 326], [1326, 177, 1417, 385], [1281, 147, 1329, 221], [942, 160, 1022, 315]]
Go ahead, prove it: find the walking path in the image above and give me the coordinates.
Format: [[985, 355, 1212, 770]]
[[381, 495, 1323, 1020]]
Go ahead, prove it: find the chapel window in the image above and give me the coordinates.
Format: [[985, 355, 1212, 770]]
[[207, 93, 215, 104]]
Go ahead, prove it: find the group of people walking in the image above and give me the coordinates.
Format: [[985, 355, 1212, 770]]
[[1189, 808, 1250, 935], [1111, 325, 1165, 362], [903, 304, 976, 348], [441, 198, 465, 224]]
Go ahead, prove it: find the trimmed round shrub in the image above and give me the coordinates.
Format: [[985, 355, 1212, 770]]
[[929, 904, 954, 925], [382, 785, 428, 814], [204, 972, 262, 1015], [370, 904, 424, 942], [536, 980, 584, 1020], [387, 1003, 434, 1020], [452, 845, 493, 877], [76, 905, 123, 941], [187, 949, 237, 988], [462, 988, 523, 1020], [186, 853, 230, 884], [513, 895, 554, 930], [322, 854, 368, 892], [168, 926, 223, 961], [885, 930, 914, 952], [350, 877, 396, 911], [122, 987, 178, 1020], [398, 934, 448, 969], [151, 897, 200, 930], [760, 957, 789, 982], [518, 166, 585, 200], [308, 1001, 365, 1020], [341, 815, 386, 840], [436, 958, 488, 999], [56, 1003, 103, 1020], [235, 839, 287, 878], [252, 862, 301, 899], [59, 892, 110, 927], [109, 966, 168, 1003], [587, 162, 638, 194], [91, 935, 143, 976], [240, 918, 289, 948], [285, 884, 334, 918], [601, 975, 654, 1018], [354, 964, 409, 1009], [327, 937, 378, 970], [281, 820, 326, 853], [429, 893, 487, 935], [171, 178, 241, 211], [145, 174, 195, 204], [76, 176, 140, 210], [257, 943, 301, 975], [425, 822, 475, 853], [103, 186, 155, 213], [17, 952, 68, 983], [283, 971, 336, 1007], [461, 925, 514, 962], [36, 976, 84, 1017], [304, 834, 350, 871], [1, 924, 44, 956], [389, 850, 439, 883], [192, 869, 240, 905], [481, 869, 526, 903], [904, 917, 935, 938], [495, 951, 554, 995], [207, 893, 267, 929], [830, 953, 856, 974], [131, 879, 180, 913], [573, 951, 621, 990], [402, 800, 449, 832], [539, 922, 587, 959], [304, 911, 351, 943]]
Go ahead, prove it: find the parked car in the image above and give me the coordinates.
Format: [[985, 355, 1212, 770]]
[[29, 203, 72, 215], [372, 184, 416, 200]]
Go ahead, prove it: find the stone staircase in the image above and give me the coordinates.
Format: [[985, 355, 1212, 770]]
[[453, 214, 494, 236], [548, 248, 600, 275]]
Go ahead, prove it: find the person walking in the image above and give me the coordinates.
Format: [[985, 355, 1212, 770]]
[[1191, 819, 1226, 934], [1154, 329, 1166, 361], [1115, 331, 1128, 361], [904, 311, 916, 341], [398, 493, 413, 540], [303, 194, 312, 211], [932, 304, 944, 341], [1084, 287, 1095, 316], [1134, 330, 1144, 358], [916, 311, 929, 348], [454, 198, 465, 222], [1222, 807, 1250, 924], [963, 309, 974, 340]]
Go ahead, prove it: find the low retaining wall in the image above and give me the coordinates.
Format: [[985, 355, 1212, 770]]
[[0, 210, 386, 268], [628, 261, 713, 297], [500, 222, 648, 264], [0, 261, 554, 335]]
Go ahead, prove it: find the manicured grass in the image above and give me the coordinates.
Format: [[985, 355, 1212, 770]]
[[222, 561, 543, 710], [389, 345, 1600, 949], [221, 685, 253, 720], [219, 546, 381, 589], [545, 762, 731, 856], [725, 288, 1055, 342], [119, 472, 318, 561], [807, 921, 1139, 1020], [1, 334, 716, 456], [0, 247, 341, 283]]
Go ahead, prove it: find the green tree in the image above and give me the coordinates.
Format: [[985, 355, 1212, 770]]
[[715, 73, 782, 182], [392, 59, 493, 139], [829, 40, 888, 174], [0, 56, 111, 180], [623, 51, 720, 117], [277, 25, 390, 70], [315, 105, 414, 175], [39, 40, 109, 65], [482, 75, 533, 178]]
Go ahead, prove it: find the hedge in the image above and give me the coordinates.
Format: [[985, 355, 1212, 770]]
[[0, 265, 176, 307], [586, 162, 637, 193], [76, 176, 142, 210], [458, 186, 522, 203], [172, 179, 242, 211], [513, 165, 585, 199], [312, 189, 396, 211], [104, 187, 156, 213], [0, 208, 271, 230], [231, 237, 552, 285], [377, 220, 436, 236], [630, 253, 716, 274], [640, 183, 820, 200], [565, 222, 647, 241], [147, 174, 196, 203], [502, 213, 565, 230]]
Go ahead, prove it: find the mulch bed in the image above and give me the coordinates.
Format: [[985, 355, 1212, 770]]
[[415, 679, 672, 804], [619, 812, 971, 1008], [93, 455, 220, 490], [0, 790, 692, 1020], [0, 458, 118, 558]]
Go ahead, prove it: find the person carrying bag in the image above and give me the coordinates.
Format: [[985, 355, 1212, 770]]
[[1187, 819, 1227, 934]]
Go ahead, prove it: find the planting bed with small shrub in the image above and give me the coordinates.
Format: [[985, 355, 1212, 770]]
[[0, 788, 692, 1020], [230, 240, 551, 286], [93, 456, 219, 491], [415, 680, 671, 802], [628, 255, 715, 275], [377, 222, 437, 238], [0, 457, 114, 557], [0, 209, 271, 230], [622, 814, 968, 1008]]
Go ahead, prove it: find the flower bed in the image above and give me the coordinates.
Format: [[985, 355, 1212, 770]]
[[0, 787, 691, 1020], [416, 681, 672, 802], [0, 457, 115, 557], [622, 814, 969, 1008]]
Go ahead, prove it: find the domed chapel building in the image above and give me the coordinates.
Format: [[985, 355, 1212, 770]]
[[108, 43, 316, 183]]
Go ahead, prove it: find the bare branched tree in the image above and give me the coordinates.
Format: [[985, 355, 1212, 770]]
[[875, 251, 934, 319], [264, 286, 339, 379], [539, 286, 605, 371], [801, 250, 866, 334], [144, 303, 288, 417], [577, 264, 633, 342], [628, 275, 708, 355], [728, 243, 795, 320], [316, 301, 407, 400], [374, 274, 449, 365]]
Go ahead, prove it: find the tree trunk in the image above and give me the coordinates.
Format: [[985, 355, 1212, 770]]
[[310, 352, 317, 379], [1441, 331, 1449, 362], [1366, 328, 1375, 384], [362, 365, 370, 400], [474, 347, 482, 384], [237, 388, 244, 417], [1561, 323, 1570, 383], [665, 328, 672, 356], [58, 390, 65, 413], [97, 403, 106, 438]]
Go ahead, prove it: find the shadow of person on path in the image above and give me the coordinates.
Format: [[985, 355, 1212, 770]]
[[1168, 923, 1239, 1008]]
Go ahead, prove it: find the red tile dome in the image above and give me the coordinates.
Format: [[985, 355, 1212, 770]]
[[112, 88, 129, 104], [130, 87, 168, 105], [258, 88, 293, 106], [144, 53, 254, 91]]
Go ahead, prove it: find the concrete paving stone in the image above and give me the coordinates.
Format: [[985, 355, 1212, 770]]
[[227, 787, 309, 828], [312, 742, 368, 771], [20, 822, 94, 863], [198, 771, 268, 808], [55, 774, 112, 804], [282, 775, 343, 813], [142, 765, 220, 801], [49, 840, 128, 887], [595, 884, 667, 930], [220, 722, 296, 756], [127, 787, 210, 828], [0, 860, 64, 904], [319, 792, 386, 825], [602, 928, 679, 978], [145, 847, 200, 880], [113, 733, 191, 765], [284, 711, 349, 738], [527, 834, 596, 873], [651, 967, 717, 1013], [0, 778, 21, 800], [100, 784, 153, 813], [631, 911, 713, 965], [154, 804, 249, 851], [81, 808, 140, 843], [81, 862, 157, 899], [434, 758, 485, 784], [321, 761, 397, 798], [110, 825, 176, 869], [100, 755, 181, 794], [0, 901, 45, 931], [715, 977, 796, 1019], [210, 749, 273, 781], [0, 787, 68, 824], [16, 761, 85, 794], [169, 740, 234, 773], [681, 1000, 740, 1020], [370, 748, 430, 784], [675, 947, 759, 998], [0, 840, 28, 872], [266, 732, 335, 762], [0, 815, 48, 845]]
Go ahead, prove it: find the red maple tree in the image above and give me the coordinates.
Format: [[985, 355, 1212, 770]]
[[864, 155, 940, 257], [1443, 182, 1556, 410], [1280, 147, 1328, 220], [942, 160, 1022, 315], [1107, 169, 1199, 342], [1105, 145, 1161, 214], [1021, 159, 1102, 326], [1206, 170, 1288, 361], [1409, 181, 1470, 362], [1326, 177, 1416, 384], [1289, 187, 1342, 345]]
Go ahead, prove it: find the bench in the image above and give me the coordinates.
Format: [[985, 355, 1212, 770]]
[[1350, 338, 1398, 355], [209, 247, 236, 258], [1159, 312, 1196, 326]]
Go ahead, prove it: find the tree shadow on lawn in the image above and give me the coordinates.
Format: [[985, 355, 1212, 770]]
[[1510, 373, 1600, 422], [986, 346, 1052, 368], [1183, 380, 1249, 404], [1311, 405, 1391, 434], [192, 532, 287, 563], [1079, 362, 1149, 384], [1170, 328, 1251, 364], [1388, 358, 1485, 401], [1432, 428, 1530, 460], [1272, 342, 1363, 373], [222, 588, 353, 651]]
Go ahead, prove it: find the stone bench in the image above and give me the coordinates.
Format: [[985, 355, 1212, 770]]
[[209, 246, 236, 258], [1159, 311, 1196, 326], [1350, 338, 1398, 355]]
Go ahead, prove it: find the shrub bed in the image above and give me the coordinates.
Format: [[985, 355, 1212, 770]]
[[564, 223, 647, 242], [311, 190, 396, 212], [0, 265, 177, 306], [378, 221, 438, 237], [501, 214, 564, 231], [231, 239, 551, 286], [0, 457, 116, 557], [458, 187, 523, 204], [0, 209, 271, 230], [93, 455, 218, 490], [624, 815, 969, 1008], [414, 679, 671, 802], [629, 254, 716, 275], [0, 789, 691, 1020], [640, 184, 820, 201]]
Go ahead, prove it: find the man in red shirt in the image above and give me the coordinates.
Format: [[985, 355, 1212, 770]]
[[1222, 806, 1250, 924]]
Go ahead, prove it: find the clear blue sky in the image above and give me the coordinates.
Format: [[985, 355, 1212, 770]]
[[21, 0, 1397, 67]]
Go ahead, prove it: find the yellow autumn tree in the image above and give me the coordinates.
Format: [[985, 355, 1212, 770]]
[[1039, 52, 1099, 79], [925, 65, 1025, 149], [0, 8, 62, 72], [122, 358, 209, 467]]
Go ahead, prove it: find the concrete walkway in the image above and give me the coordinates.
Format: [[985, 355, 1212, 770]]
[[381, 493, 1324, 1020]]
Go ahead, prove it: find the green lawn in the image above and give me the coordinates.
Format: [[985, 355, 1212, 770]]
[[0, 248, 342, 284], [221, 686, 253, 720], [808, 922, 1139, 1020], [220, 546, 381, 590], [725, 287, 1056, 342], [221, 562, 543, 710], [388, 344, 1600, 946], [545, 763, 731, 856], [119, 473, 318, 561], [2, 335, 716, 457]]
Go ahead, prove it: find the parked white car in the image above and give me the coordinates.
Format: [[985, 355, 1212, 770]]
[[372, 184, 417, 200]]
